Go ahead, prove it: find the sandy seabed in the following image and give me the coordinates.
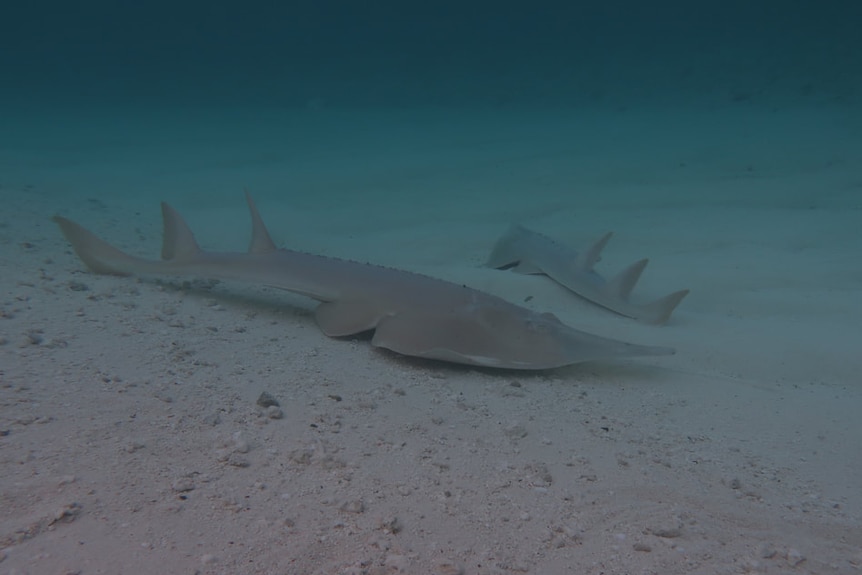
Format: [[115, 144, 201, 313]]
[[1, 106, 861, 574]]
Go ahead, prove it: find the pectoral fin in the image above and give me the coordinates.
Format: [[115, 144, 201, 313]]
[[371, 310, 509, 367], [314, 300, 384, 336]]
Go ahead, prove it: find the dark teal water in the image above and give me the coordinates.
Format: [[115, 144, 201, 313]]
[[3, 1, 860, 109]]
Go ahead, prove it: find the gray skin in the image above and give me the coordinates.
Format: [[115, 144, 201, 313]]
[[488, 225, 689, 325], [53, 194, 674, 370]]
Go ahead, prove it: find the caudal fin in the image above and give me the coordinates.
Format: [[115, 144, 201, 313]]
[[55, 201, 206, 275], [53, 216, 137, 275]]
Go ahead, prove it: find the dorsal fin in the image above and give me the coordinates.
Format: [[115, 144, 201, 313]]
[[160, 202, 201, 261], [244, 190, 278, 254], [638, 289, 691, 325], [607, 258, 648, 300], [575, 232, 612, 271]]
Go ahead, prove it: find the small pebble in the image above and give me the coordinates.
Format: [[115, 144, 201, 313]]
[[226, 453, 250, 468], [125, 441, 146, 453], [171, 478, 195, 493], [232, 432, 249, 453], [340, 499, 364, 514], [202, 413, 221, 426], [650, 524, 682, 538], [257, 392, 280, 408], [435, 560, 464, 575], [786, 548, 805, 566], [385, 554, 410, 570], [24, 331, 43, 346], [266, 406, 283, 419], [378, 516, 401, 534], [503, 423, 528, 439], [757, 542, 777, 559], [200, 553, 217, 565], [57, 475, 77, 487]]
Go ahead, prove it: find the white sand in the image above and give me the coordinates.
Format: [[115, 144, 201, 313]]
[[1, 105, 860, 574]]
